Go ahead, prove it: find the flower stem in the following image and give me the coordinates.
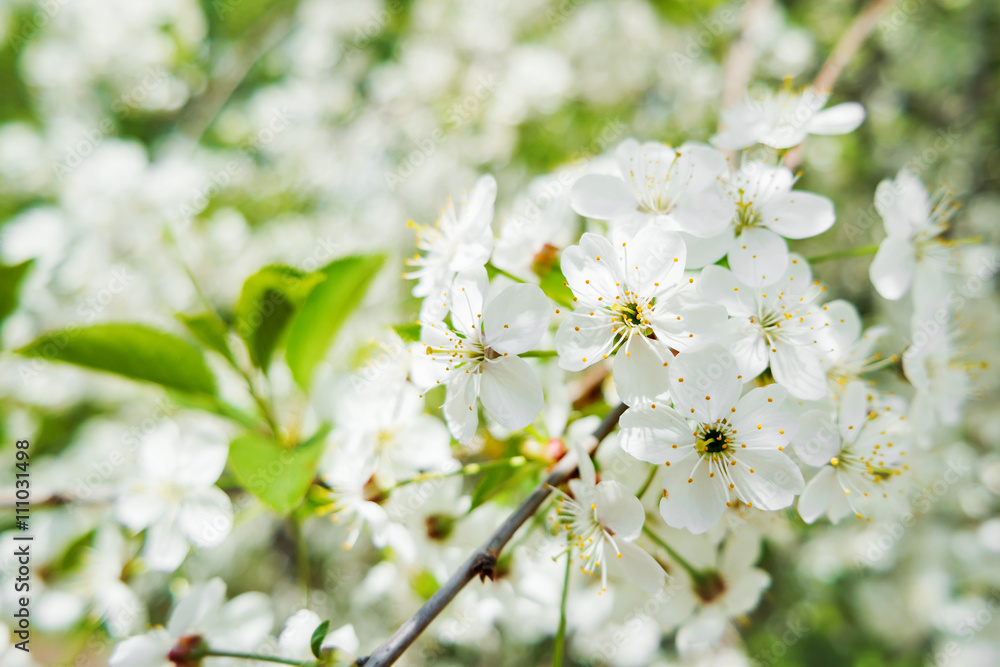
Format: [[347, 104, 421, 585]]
[[635, 465, 658, 500], [202, 649, 309, 666], [552, 541, 572, 667], [806, 243, 880, 264], [389, 457, 532, 490], [641, 525, 704, 581], [520, 350, 559, 358]]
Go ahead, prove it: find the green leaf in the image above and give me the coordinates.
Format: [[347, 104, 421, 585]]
[[469, 461, 539, 512], [0, 259, 33, 333], [17, 323, 217, 395], [538, 265, 574, 309], [285, 254, 386, 389], [228, 429, 328, 514], [392, 322, 421, 343], [177, 312, 235, 364], [310, 620, 330, 659], [235, 265, 325, 370]]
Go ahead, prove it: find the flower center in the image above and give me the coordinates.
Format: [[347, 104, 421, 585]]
[[696, 423, 734, 456]]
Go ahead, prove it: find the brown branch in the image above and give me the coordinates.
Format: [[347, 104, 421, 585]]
[[358, 402, 628, 667], [785, 0, 897, 169]]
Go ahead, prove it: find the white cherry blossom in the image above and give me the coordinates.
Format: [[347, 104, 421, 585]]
[[551, 440, 666, 593], [619, 346, 803, 534], [405, 174, 496, 319], [554, 226, 727, 406], [570, 138, 734, 238], [109, 578, 272, 667], [868, 169, 974, 305], [277, 609, 359, 661], [712, 87, 865, 150], [794, 381, 909, 523], [113, 418, 232, 573], [698, 255, 851, 400], [418, 268, 551, 443], [683, 162, 835, 286]]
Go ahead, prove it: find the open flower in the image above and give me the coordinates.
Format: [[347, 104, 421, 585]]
[[418, 268, 551, 443], [405, 174, 496, 319], [712, 86, 865, 150], [554, 226, 727, 405], [683, 162, 836, 286], [868, 168, 970, 305], [698, 255, 853, 400], [113, 418, 232, 572], [570, 138, 733, 238], [794, 381, 909, 523], [277, 609, 359, 662], [619, 346, 803, 534], [109, 578, 272, 667], [551, 441, 665, 593]]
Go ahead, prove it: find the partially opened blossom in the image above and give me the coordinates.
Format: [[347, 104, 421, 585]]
[[683, 162, 836, 286], [712, 86, 865, 150], [318, 450, 391, 550], [868, 169, 972, 304], [619, 346, 803, 534], [405, 174, 496, 319], [551, 441, 666, 593], [417, 268, 552, 443], [554, 226, 727, 405], [570, 138, 734, 238], [698, 255, 853, 400], [113, 418, 232, 572], [109, 578, 272, 667], [794, 381, 909, 523]]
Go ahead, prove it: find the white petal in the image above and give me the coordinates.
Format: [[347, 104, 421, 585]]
[[696, 265, 755, 318], [208, 592, 274, 651], [874, 170, 929, 238], [720, 568, 771, 618], [480, 355, 543, 431], [560, 232, 622, 306], [178, 486, 233, 548], [659, 456, 728, 534], [554, 310, 615, 371], [168, 578, 226, 637], [442, 369, 480, 444], [448, 268, 489, 338], [648, 291, 729, 352], [618, 225, 686, 297], [668, 346, 742, 423], [869, 236, 916, 301], [679, 229, 732, 268], [838, 380, 869, 443], [769, 341, 827, 400], [570, 174, 638, 220], [671, 187, 735, 238], [483, 283, 551, 355], [797, 466, 838, 523], [791, 410, 841, 467], [729, 450, 804, 510], [676, 608, 729, 654], [143, 517, 190, 573], [462, 174, 498, 229], [613, 335, 672, 406], [761, 191, 836, 240], [731, 385, 796, 449], [595, 479, 645, 540], [725, 318, 768, 380], [616, 540, 667, 594], [806, 102, 865, 135], [676, 142, 729, 192], [728, 227, 789, 287], [109, 632, 173, 667], [322, 624, 360, 656], [618, 404, 696, 464]]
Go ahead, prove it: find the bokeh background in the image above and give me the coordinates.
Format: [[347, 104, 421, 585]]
[[1, 0, 999, 665]]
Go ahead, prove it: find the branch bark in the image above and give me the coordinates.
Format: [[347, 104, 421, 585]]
[[784, 0, 896, 169], [358, 402, 628, 667]]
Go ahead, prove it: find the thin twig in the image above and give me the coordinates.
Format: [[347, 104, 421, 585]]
[[785, 0, 897, 169], [358, 403, 628, 667]]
